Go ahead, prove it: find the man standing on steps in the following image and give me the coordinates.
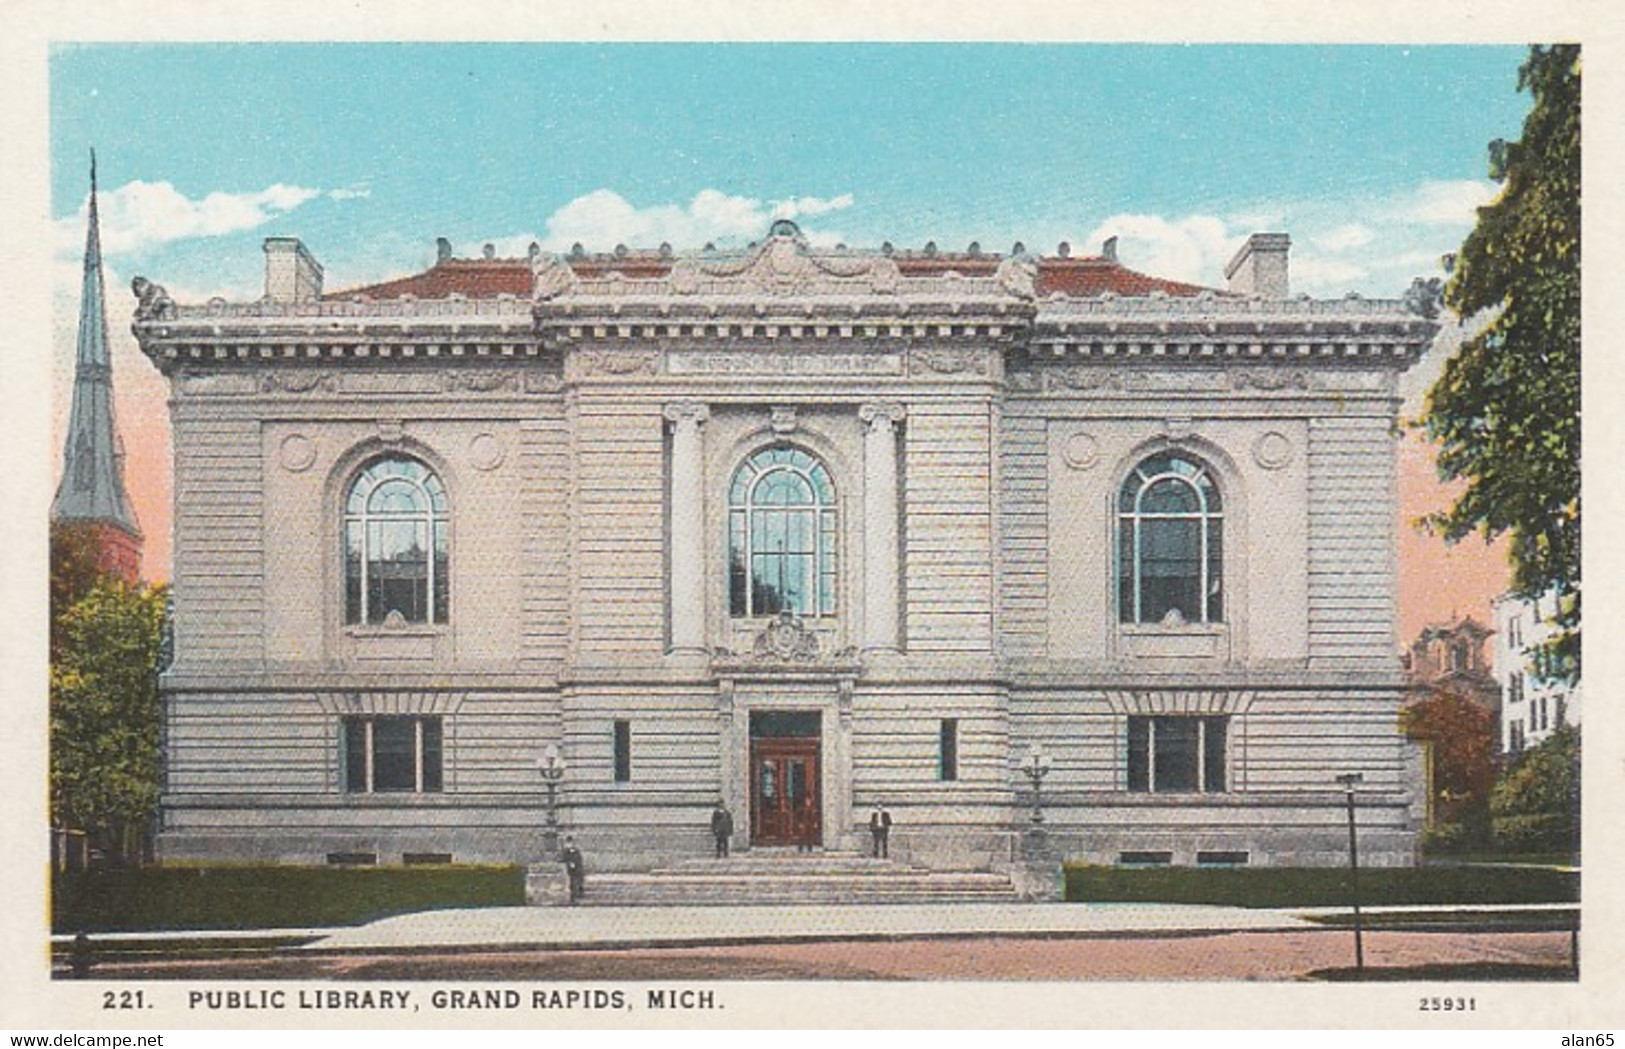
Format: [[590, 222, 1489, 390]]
[[710, 800, 734, 858], [869, 802, 892, 859], [560, 835, 585, 903]]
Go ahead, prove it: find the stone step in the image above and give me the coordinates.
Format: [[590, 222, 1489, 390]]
[[578, 861, 1021, 907], [582, 885, 1018, 907]]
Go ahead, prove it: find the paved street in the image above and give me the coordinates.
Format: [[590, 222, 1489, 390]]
[[58, 903, 1578, 982]]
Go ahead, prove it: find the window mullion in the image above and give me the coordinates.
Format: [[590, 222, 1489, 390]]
[[1197, 719, 1206, 794], [1148, 718, 1157, 793], [364, 719, 374, 794], [414, 718, 424, 793]]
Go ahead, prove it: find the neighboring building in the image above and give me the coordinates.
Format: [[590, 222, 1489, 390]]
[[1403, 616, 1501, 728], [53, 155, 143, 582], [1494, 590, 1581, 753], [131, 221, 1437, 872]]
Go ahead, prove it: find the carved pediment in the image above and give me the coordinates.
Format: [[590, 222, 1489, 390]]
[[668, 224, 901, 298]]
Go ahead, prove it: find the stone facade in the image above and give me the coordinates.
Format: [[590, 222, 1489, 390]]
[[133, 222, 1436, 872]]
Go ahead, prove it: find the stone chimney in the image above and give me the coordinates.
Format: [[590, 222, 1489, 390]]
[[264, 237, 324, 303], [1224, 233, 1291, 298]]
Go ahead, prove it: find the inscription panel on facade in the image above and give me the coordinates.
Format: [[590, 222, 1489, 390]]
[[667, 350, 905, 376]]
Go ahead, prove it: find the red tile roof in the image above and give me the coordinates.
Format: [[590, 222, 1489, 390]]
[[328, 259, 532, 300], [1035, 257, 1216, 298], [326, 252, 1219, 301]]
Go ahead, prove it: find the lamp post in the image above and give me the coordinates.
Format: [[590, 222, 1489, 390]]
[[1023, 745, 1053, 824], [538, 745, 565, 849], [1336, 772, 1365, 977]]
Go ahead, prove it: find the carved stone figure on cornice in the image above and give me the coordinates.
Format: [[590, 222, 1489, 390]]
[[130, 277, 175, 321], [911, 348, 988, 376], [1229, 368, 1310, 391], [1049, 367, 1123, 392], [531, 251, 578, 302], [994, 256, 1038, 301], [577, 350, 660, 376], [443, 370, 521, 393], [260, 370, 338, 395]]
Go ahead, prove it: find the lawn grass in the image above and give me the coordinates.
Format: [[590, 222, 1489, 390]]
[[52, 864, 526, 933], [1064, 864, 1579, 908]]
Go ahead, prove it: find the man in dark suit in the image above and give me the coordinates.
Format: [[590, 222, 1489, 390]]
[[710, 801, 734, 858], [560, 835, 585, 903], [869, 802, 892, 858]]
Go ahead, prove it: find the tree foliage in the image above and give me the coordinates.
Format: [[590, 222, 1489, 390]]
[[1493, 724, 1580, 818], [50, 581, 167, 864], [1424, 44, 1581, 680], [1400, 689, 1497, 826], [50, 522, 108, 661]]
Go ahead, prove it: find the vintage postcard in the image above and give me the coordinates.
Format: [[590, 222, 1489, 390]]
[[2, 0, 1619, 1034]]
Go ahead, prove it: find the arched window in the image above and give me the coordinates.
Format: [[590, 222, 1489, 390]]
[[344, 456, 449, 625], [1118, 451, 1223, 625], [728, 446, 837, 617]]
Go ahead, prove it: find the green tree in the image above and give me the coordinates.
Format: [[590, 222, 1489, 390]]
[[50, 581, 167, 865], [1491, 725, 1580, 854], [50, 521, 109, 661], [1423, 44, 1581, 680]]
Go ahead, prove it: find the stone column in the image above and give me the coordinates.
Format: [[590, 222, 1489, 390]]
[[859, 402, 906, 653], [664, 402, 710, 653]]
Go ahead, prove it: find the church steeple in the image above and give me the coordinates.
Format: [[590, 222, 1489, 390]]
[[52, 151, 143, 582]]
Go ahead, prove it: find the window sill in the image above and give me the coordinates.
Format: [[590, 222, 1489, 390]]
[[344, 624, 447, 638], [1118, 623, 1228, 660]]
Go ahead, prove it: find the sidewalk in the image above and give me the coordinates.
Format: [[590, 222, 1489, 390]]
[[51, 901, 1579, 955]]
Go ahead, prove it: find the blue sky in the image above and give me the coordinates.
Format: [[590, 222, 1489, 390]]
[[51, 43, 1531, 302]]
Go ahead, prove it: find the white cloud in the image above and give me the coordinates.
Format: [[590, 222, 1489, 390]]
[[770, 193, 855, 220], [58, 180, 328, 258], [1315, 224, 1375, 253], [327, 185, 372, 201], [537, 188, 853, 252], [1083, 213, 1243, 286], [1395, 179, 1497, 226]]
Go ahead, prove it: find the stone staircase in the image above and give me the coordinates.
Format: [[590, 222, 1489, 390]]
[[582, 850, 1020, 907]]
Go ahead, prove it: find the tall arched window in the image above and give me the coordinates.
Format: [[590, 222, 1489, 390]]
[[1118, 451, 1223, 625], [344, 456, 449, 625], [728, 446, 837, 618]]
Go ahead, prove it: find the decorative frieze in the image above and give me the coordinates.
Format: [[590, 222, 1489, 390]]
[[574, 350, 660, 377], [667, 350, 905, 376], [909, 348, 990, 376], [260, 370, 338, 395]]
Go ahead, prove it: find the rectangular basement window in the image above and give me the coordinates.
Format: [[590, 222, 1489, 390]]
[[1118, 851, 1174, 867], [403, 852, 454, 865], [326, 852, 377, 866], [1196, 850, 1250, 867]]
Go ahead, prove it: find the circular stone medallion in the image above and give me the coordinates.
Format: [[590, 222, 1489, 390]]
[[469, 432, 505, 471], [279, 433, 317, 473], [1253, 431, 1294, 470], [1062, 432, 1100, 470]]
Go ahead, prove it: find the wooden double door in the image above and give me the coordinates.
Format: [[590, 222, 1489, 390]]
[[749, 736, 821, 847]]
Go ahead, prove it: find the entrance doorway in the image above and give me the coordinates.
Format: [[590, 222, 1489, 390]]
[[749, 711, 821, 847]]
